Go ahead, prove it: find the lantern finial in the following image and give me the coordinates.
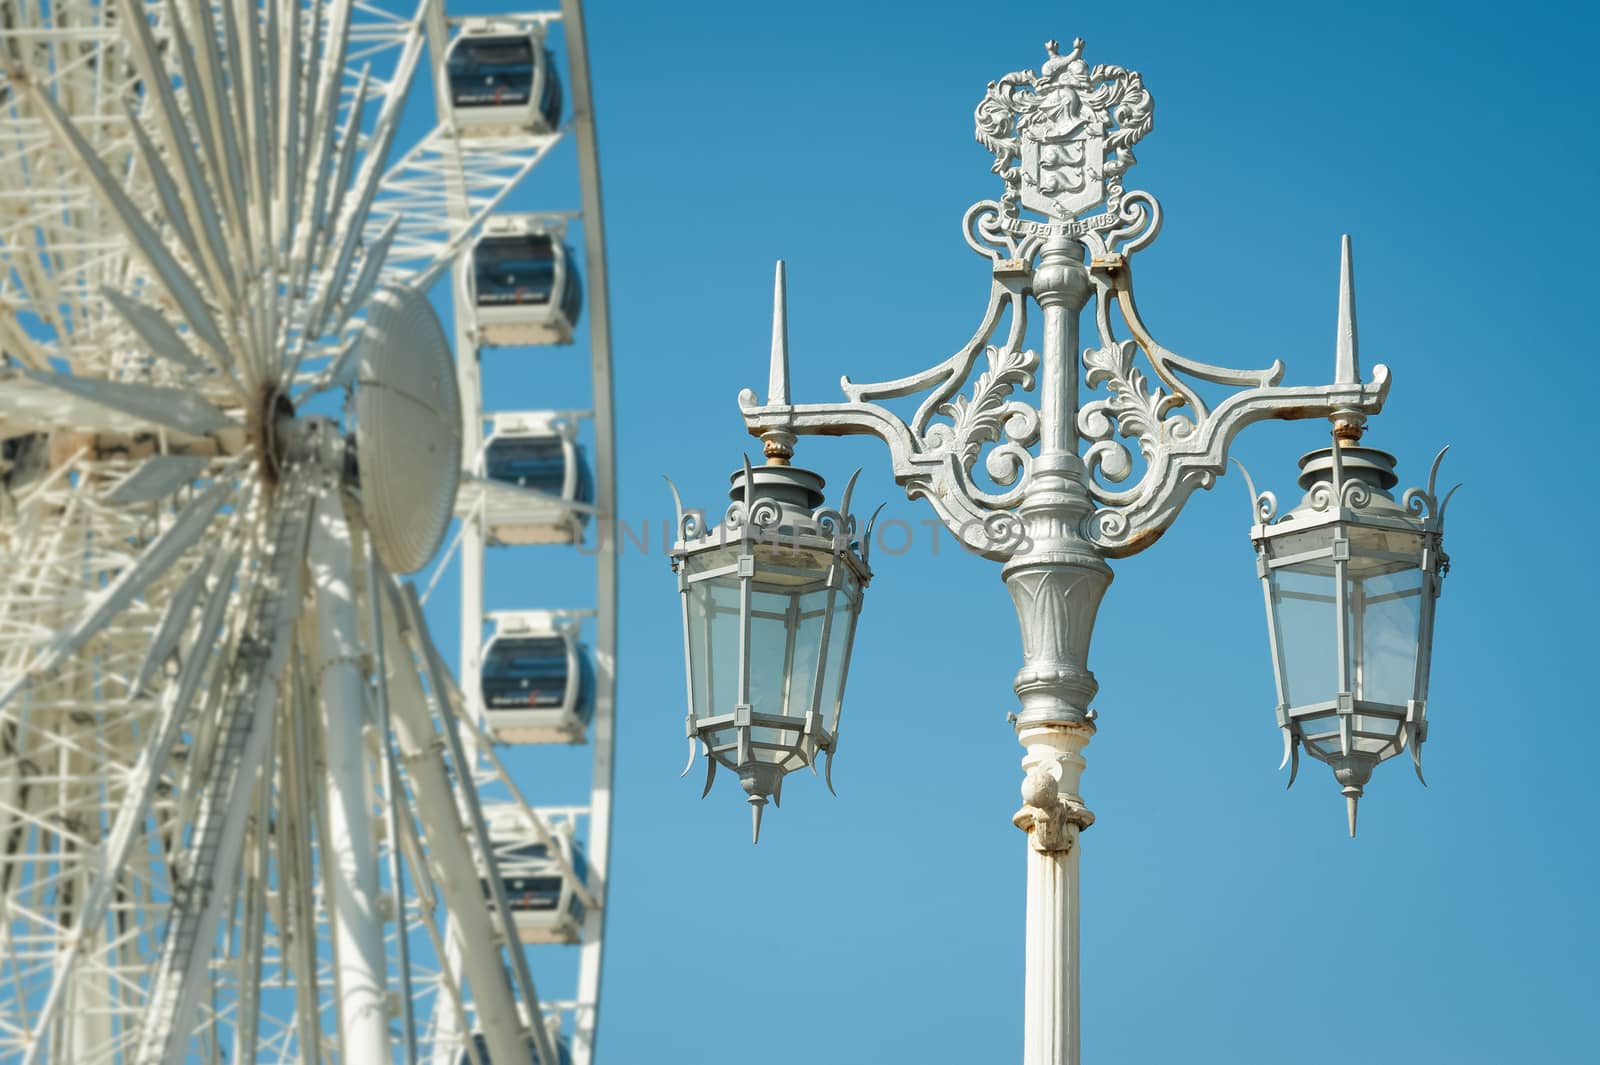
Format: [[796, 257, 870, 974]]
[[1331, 235, 1366, 445], [762, 260, 797, 466], [1344, 787, 1360, 838], [750, 795, 767, 843]]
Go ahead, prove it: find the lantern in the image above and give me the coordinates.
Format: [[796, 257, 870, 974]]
[[668, 458, 875, 841], [1246, 438, 1455, 835]]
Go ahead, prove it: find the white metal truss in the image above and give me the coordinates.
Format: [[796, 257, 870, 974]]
[[0, 1, 616, 1063], [422, 2, 618, 1062]]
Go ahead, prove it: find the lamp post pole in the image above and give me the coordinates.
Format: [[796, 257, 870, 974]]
[[707, 37, 1432, 1065], [1005, 234, 1105, 1065]]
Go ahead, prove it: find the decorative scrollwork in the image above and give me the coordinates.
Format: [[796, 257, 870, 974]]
[[1400, 446, 1460, 529], [964, 200, 1041, 263], [739, 41, 1392, 565], [1307, 477, 1372, 513], [1077, 240, 1389, 556], [926, 343, 1040, 477], [810, 468, 862, 548], [1230, 459, 1279, 525], [1080, 336, 1192, 487], [665, 476, 704, 543]]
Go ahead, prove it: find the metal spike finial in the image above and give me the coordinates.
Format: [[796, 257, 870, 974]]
[[749, 795, 767, 844], [770, 260, 790, 405], [1331, 235, 1367, 444], [1335, 235, 1359, 386], [762, 261, 797, 465], [1344, 787, 1361, 838]]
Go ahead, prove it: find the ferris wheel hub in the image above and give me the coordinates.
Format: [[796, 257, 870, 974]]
[[251, 385, 298, 486]]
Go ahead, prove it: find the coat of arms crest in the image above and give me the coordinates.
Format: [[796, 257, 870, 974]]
[[975, 39, 1154, 232]]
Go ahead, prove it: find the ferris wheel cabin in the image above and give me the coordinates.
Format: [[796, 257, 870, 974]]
[[475, 412, 593, 546], [483, 805, 591, 945], [470, 217, 582, 347], [444, 20, 562, 136], [480, 610, 594, 744]]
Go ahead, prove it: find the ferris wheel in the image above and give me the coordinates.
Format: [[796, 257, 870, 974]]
[[0, 1, 618, 1064]]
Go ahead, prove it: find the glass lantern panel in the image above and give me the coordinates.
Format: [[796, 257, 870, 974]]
[[814, 570, 863, 735], [1263, 524, 1339, 569], [1269, 564, 1339, 708], [1345, 523, 1426, 579], [1352, 712, 1402, 755], [1351, 565, 1424, 706], [683, 548, 744, 730], [747, 545, 835, 765]]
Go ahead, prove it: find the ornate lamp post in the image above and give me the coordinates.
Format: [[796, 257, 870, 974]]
[[668, 39, 1452, 1065]]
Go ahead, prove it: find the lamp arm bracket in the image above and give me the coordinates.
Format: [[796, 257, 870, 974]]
[[739, 266, 1039, 561], [1078, 257, 1392, 558]]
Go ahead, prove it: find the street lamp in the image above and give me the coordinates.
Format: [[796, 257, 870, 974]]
[[1240, 242, 1456, 836], [667, 38, 1453, 1065], [668, 265, 877, 842]]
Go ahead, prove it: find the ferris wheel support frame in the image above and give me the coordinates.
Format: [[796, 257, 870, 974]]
[[309, 492, 390, 1065], [419, 1, 619, 1062]]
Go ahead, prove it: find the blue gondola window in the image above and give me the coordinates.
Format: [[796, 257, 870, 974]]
[[474, 237, 557, 307], [483, 636, 572, 710], [484, 436, 593, 506], [448, 37, 535, 108]]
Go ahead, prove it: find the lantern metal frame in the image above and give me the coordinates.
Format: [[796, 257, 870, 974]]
[[669, 458, 878, 840]]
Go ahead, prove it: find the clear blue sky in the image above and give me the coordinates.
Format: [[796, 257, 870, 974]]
[[435, 1, 1599, 1061]]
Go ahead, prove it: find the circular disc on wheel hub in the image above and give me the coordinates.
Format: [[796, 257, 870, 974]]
[[354, 286, 462, 574]]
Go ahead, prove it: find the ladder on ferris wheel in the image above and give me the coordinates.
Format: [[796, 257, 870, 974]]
[[132, 473, 316, 1065]]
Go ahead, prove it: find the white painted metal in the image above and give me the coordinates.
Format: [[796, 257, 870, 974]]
[[709, 36, 1429, 1065], [310, 491, 389, 1065], [434, 2, 619, 1061], [0, 1, 613, 1062]]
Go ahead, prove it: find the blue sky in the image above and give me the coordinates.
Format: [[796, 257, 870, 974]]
[[436, 1, 1598, 1062]]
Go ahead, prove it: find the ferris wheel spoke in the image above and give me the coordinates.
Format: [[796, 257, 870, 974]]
[[27, 82, 236, 375], [16, 368, 237, 439], [100, 288, 225, 384], [177, 0, 256, 275], [107, 455, 217, 509], [292, 0, 352, 284], [363, 536, 420, 1065], [119, 110, 209, 304], [277, 652, 326, 1065], [229, 767, 272, 1065], [330, 214, 401, 343], [296, 13, 427, 370], [378, 578, 556, 1065], [110, 0, 242, 324], [299, 63, 371, 339], [132, 470, 313, 1065]]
